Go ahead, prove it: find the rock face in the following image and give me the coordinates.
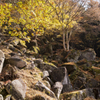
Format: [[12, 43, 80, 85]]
[[60, 88, 95, 100], [7, 56, 26, 69], [0, 50, 5, 73], [6, 78, 26, 100]]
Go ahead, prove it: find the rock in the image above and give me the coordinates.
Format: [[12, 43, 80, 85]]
[[35, 81, 56, 98], [12, 78, 26, 98], [86, 78, 99, 88], [5, 95, 11, 100], [0, 64, 19, 81], [0, 94, 3, 100], [27, 61, 35, 69], [6, 78, 26, 99], [66, 49, 81, 63], [34, 59, 43, 65], [43, 77, 54, 86], [79, 48, 96, 61], [93, 88, 100, 99], [6, 56, 26, 69], [50, 67, 73, 92], [77, 59, 92, 71], [43, 70, 49, 79], [52, 82, 63, 99], [62, 62, 77, 74], [33, 95, 46, 100], [39, 62, 57, 72], [73, 77, 86, 90], [60, 88, 95, 100], [44, 80, 51, 89], [0, 50, 5, 73]]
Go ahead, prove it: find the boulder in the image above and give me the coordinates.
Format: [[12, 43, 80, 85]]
[[50, 67, 73, 93], [86, 78, 99, 88], [6, 56, 26, 69], [38, 62, 57, 72], [78, 48, 96, 61], [77, 59, 92, 71], [60, 88, 95, 100], [43, 70, 49, 79], [0, 94, 3, 100], [0, 50, 5, 73], [52, 82, 63, 99], [62, 62, 77, 74], [66, 49, 81, 63], [73, 77, 86, 90], [6, 78, 26, 99], [35, 81, 56, 98]]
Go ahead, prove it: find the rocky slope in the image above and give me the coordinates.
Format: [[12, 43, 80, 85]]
[[0, 33, 100, 100]]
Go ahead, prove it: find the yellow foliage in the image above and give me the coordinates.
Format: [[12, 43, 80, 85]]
[[0, 0, 78, 43]]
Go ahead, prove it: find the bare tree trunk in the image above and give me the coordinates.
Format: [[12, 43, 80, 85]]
[[63, 30, 66, 51], [66, 31, 69, 51]]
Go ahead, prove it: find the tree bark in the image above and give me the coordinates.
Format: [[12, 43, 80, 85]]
[[66, 31, 69, 51], [63, 30, 66, 51]]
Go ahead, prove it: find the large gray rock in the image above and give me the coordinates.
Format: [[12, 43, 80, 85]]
[[35, 81, 56, 99], [79, 48, 96, 61], [6, 78, 26, 99], [0, 50, 5, 73], [50, 67, 73, 93], [60, 88, 95, 100], [7, 56, 26, 69]]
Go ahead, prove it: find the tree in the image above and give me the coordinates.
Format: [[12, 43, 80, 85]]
[[84, 0, 100, 21], [0, 0, 89, 51], [45, 0, 88, 51]]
